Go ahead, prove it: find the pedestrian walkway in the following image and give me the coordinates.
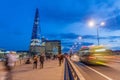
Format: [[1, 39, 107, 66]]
[[11, 60, 64, 80], [0, 62, 7, 80]]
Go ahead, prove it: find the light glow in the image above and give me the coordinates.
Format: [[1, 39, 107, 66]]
[[88, 20, 95, 27], [100, 22, 105, 26]]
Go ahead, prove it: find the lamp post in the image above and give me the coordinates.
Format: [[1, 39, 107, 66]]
[[88, 20, 105, 45], [96, 25, 99, 45]]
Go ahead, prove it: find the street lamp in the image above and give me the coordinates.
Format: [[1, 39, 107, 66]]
[[88, 20, 95, 27], [78, 36, 82, 41], [88, 20, 105, 45]]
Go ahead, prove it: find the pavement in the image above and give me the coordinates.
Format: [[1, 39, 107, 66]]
[[0, 62, 7, 80], [0, 60, 64, 80]]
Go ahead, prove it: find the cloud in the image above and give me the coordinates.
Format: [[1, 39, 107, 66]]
[[81, 42, 94, 46], [109, 36, 120, 39], [109, 40, 117, 42], [1, 0, 120, 51], [82, 35, 96, 39], [62, 42, 73, 46], [46, 33, 79, 40], [104, 15, 120, 30], [40, 0, 120, 31], [45, 31, 120, 51], [81, 35, 120, 40], [111, 46, 120, 50], [88, 0, 120, 30], [60, 33, 79, 39]]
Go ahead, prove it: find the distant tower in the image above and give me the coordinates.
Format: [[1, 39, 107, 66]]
[[29, 8, 41, 56]]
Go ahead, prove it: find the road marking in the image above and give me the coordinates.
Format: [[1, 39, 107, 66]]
[[68, 58, 86, 80], [85, 65, 113, 80], [74, 64, 86, 80]]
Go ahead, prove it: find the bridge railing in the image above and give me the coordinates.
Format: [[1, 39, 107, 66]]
[[64, 56, 85, 80]]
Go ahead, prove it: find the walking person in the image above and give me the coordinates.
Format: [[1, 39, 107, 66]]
[[61, 54, 64, 63], [39, 54, 45, 69], [53, 55, 56, 60], [33, 54, 38, 69], [5, 51, 17, 80], [57, 53, 62, 66]]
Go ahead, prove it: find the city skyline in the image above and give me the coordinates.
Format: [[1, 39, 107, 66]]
[[0, 0, 120, 52]]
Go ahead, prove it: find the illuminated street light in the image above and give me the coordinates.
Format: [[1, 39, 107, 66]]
[[88, 20, 95, 27], [70, 36, 83, 53], [88, 20, 105, 45], [78, 36, 82, 40], [100, 21, 105, 26]]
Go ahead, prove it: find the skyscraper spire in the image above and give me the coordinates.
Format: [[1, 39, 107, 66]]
[[29, 8, 42, 56], [30, 8, 41, 46], [31, 8, 40, 39]]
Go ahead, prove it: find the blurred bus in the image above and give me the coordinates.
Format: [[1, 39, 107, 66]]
[[79, 45, 112, 65]]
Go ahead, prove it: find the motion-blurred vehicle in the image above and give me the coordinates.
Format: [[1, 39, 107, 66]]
[[71, 53, 80, 62], [79, 45, 112, 65]]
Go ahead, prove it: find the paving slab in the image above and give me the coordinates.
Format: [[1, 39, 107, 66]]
[[12, 60, 64, 80]]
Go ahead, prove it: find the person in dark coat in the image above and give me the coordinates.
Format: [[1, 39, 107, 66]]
[[39, 54, 45, 69], [25, 58, 31, 64], [33, 55, 38, 69], [57, 54, 63, 66]]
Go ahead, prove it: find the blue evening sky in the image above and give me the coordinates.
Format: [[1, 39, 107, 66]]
[[0, 0, 120, 52]]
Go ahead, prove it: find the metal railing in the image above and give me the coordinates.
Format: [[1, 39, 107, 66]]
[[64, 57, 81, 80]]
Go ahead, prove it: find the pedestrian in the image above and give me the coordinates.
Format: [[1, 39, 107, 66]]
[[33, 54, 38, 69], [57, 53, 62, 66], [5, 51, 17, 80], [61, 54, 64, 63], [39, 54, 45, 69], [25, 58, 31, 64]]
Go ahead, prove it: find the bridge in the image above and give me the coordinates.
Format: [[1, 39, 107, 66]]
[[0, 55, 120, 80]]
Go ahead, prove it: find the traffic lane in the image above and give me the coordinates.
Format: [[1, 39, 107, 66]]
[[107, 62, 120, 71], [75, 62, 110, 80], [89, 62, 120, 80]]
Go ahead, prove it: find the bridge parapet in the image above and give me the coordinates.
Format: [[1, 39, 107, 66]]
[[64, 56, 85, 80]]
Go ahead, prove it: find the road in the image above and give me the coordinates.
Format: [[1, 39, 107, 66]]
[[75, 60, 120, 80]]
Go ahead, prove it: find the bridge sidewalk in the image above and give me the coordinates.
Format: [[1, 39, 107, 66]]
[[12, 60, 64, 80]]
